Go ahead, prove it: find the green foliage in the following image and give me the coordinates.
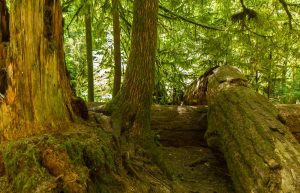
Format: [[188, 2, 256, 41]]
[[63, 0, 300, 104]]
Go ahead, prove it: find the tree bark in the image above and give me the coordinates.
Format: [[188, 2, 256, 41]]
[[200, 66, 300, 193], [112, 0, 122, 97], [111, 0, 159, 139], [0, 0, 75, 141], [0, 0, 9, 96], [0, 0, 9, 44], [85, 3, 94, 102]]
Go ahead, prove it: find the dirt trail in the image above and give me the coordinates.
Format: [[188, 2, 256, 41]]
[[160, 146, 234, 193]]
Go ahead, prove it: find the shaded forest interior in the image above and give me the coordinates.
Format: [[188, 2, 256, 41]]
[[0, 0, 300, 193]]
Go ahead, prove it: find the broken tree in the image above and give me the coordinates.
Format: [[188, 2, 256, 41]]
[[199, 66, 300, 193]]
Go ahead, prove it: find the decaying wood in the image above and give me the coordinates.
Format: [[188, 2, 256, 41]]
[[277, 104, 300, 142], [199, 66, 300, 193], [150, 105, 300, 147], [87, 103, 300, 147], [183, 66, 219, 105], [151, 105, 208, 147]]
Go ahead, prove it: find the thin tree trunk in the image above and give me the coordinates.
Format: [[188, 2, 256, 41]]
[[200, 66, 300, 193], [0, 0, 75, 140], [85, 3, 94, 102], [112, 0, 122, 97], [111, 0, 159, 138]]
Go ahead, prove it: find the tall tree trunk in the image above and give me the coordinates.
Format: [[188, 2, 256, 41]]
[[0, 0, 9, 45], [85, 3, 94, 102], [0, 0, 9, 96], [112, 0, 122, 97], [0, 0, 9, 69], [111, 0, 159, 139], [201, 66, 300, 193], [0, 0, 75, 141]]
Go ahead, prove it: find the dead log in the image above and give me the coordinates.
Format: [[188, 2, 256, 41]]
[[87, 103, 300, 147], [150, 104, 300, 147], [199, 66, 300, 193], [151, 105, 208, 147]]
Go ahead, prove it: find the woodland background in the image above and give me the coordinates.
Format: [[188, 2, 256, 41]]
[[0, 0, 300, 192], [63, 0, 300, 104]]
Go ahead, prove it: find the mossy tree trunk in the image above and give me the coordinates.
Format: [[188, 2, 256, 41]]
[[201, 66, 300, 193], [85, 2, 94, 102], [111, 0, 158, 139], [112, 0, 122, 97], [0, 0, 75, 141]]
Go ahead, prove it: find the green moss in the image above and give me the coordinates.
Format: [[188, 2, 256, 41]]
[[1, 128, 119, 193], [63, 138, 86, 164], [61, 131, 116, 171], [3, 139, 53, 193], [60, 130, 119, 192]]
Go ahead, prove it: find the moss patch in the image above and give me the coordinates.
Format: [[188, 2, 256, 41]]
[[0, 126, 120, 193]]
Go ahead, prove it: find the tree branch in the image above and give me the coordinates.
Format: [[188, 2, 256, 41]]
[[65, 3, 85, 32], [240, 0, 247, 9], [244, 25, 273, 38], [287, 3, 300, 7], [119, 12, 132, 29], [159, 5, 224, 31], [279, 0, 293, 30]]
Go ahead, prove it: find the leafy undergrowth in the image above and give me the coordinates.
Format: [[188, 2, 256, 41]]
[[0, 124, 176, 193]]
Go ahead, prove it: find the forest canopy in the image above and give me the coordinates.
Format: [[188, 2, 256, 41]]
[[63, 0, 300, 104]]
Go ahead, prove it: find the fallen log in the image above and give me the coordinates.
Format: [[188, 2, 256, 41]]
[[151, 105, 208, 147], [199, 66, 300, 193], [87, 104, 300, 147], [150, 104, 300, 147]]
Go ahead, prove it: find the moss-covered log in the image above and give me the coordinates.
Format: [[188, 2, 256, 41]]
[[201, 66, 300, 193], [151, 105, 208, 147], [149, 105, 300, 147]]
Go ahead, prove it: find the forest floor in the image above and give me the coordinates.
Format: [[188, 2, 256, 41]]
[[160, 146, 234, 193], [88, 103, 235, 193], [0, 103, 234, 193]]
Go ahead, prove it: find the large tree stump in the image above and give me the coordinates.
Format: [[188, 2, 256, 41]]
[[200, 66, 300, 193]]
